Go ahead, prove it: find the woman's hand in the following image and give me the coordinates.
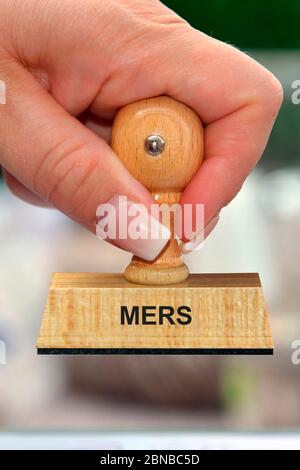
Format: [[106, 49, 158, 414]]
[[0, 0, 283, 258]]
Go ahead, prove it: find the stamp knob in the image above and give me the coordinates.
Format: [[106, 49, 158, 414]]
[[111, 96, 204, 285]]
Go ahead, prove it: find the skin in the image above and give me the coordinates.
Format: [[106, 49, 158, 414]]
[[0, 0, 283, 247]]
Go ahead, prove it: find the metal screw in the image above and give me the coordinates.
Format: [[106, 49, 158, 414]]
[[144, 134, 165, 156]]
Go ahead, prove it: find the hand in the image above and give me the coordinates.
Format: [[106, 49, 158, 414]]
[[0, 0, 283, 259]]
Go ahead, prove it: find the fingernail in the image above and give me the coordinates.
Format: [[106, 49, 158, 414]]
[[181, 215, 220, 254], [96, 195, 171, 261]]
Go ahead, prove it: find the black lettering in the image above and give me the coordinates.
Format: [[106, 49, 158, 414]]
[[159, 306, 175, 325], [177, 305, 192, 325], [142, 306, 157, 325], [120, 306, 139, 325], [120, 305, 192, 326]]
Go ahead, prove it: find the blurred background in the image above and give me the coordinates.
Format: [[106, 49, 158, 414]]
[[0, 0, 300, 444]]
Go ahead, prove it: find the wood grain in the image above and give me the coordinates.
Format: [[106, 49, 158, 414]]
[[111, 96, 204, 285], [37, 273, 273, 352]]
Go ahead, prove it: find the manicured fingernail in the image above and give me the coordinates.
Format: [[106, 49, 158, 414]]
[[96, 195, 171, 261], [181, 215, 220, 254]]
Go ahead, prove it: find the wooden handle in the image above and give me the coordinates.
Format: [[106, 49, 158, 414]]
[[111, 96, 204, 285]]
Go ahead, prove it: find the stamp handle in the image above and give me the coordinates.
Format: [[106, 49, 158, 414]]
[[111, 96, 204, 285]]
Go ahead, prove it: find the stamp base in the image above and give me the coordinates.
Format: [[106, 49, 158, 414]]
[[37, 272, 273, 354]]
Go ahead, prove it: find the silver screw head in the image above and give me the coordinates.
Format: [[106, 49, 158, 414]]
[[144, 134, 165, 156]]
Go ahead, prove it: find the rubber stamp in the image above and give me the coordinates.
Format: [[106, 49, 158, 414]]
[[37, 96, 273, 354]]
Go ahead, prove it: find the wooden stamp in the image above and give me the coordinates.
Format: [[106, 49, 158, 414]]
[[37, 97, 273, 354]]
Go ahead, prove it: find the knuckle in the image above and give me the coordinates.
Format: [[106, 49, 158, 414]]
[[257, 69, 284, 116], [34, 138, 99, 216]]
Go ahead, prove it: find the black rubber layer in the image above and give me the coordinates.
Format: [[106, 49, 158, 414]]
[[37, 348, 273, 355]]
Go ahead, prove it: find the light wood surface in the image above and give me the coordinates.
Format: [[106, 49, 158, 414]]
[[37, 273, 273, 352], [50, 272, 262, 288], [111, 96, 204, 285]]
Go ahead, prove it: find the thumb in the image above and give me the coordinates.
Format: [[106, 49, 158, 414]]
[[0, 58, 169, 261]]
